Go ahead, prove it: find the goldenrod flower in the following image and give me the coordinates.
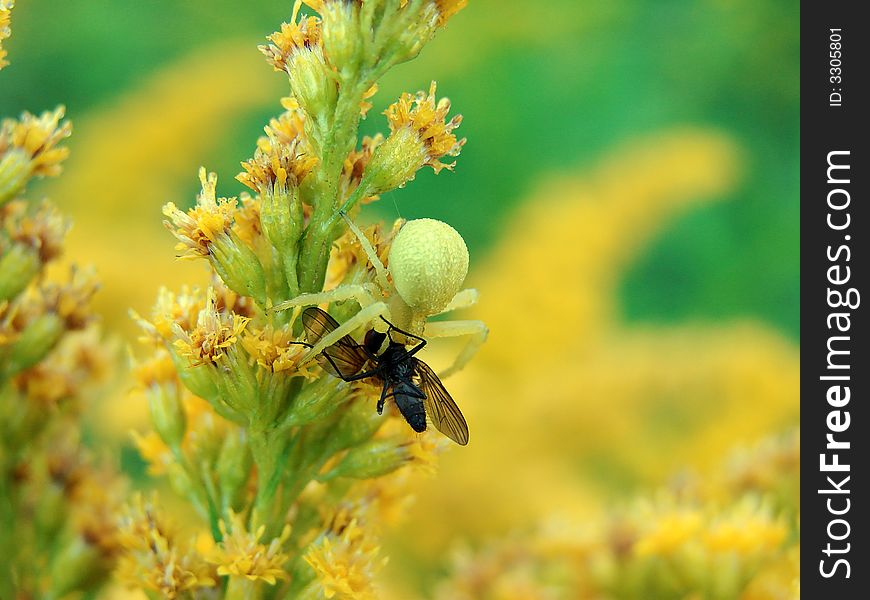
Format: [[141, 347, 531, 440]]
[[238, 131, 317, 195], [704, 499, 787, 556], [117, 494, 217, 598], [172, 288, 250, 366], [304, 509, 385, 599], [385, 81, 464, 174], [364, 81, 464, 194], [262, 11, 337, 120], [11, 325, 110, 407], [241, 324, 311, 374], [135, 285, 206, 342], [0, 0, 13, 70], [108, 5, 482, 599], [208, 511, 291, 584], [0, 106, 72, 203], [32, 265, 99, 330], [432, 0, 468, 25], [3, 199, 70, 263], [165, 170, 268, 302], [1, 199, 68, 302], [265, 96, 308, 147], [163, 168, 237, 259], [132, 347, 178, 389], [260, 15, 323, 74]]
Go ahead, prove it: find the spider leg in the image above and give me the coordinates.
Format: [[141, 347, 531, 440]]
[[435, 288, 480, 315], [270, 283, 380, 314], [340, 212, 391, 291], [303, 301, 391, 361], [422, 319, 489, 379]]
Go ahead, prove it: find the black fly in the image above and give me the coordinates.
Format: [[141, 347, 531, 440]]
[[299, 306, 469, 445]]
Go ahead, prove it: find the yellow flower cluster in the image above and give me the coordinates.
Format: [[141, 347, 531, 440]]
[[384, 81, 465, 174], [0, 0, 12, 70], [163, 169, 237, 259], [210, 512, 292, 585], [303, 506, 387, 600], [116, 494, 217, 598], [261, 13, 323, 74], [237, 97, 319, 195], [0, 107, 72, 201], [36, 42, 277, 336], [433, 429, 799, 600], [118, 4, 477, 599], [1, 40, 123, 596]]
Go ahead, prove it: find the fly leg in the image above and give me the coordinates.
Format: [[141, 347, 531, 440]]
[[380, 316, 427, 358], [377, 381, 389, 415]]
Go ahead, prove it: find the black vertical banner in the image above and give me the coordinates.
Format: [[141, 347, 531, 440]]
[[802, 2, 868, 596]]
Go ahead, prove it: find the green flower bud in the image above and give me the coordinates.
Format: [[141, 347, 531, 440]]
[[363, 126, 427, 195], [48, 535, 107, 598], [289, 47, 338, 123], [394, 2, 440, 63], [326, 398, 384, 453], [8, 312, 64, 374], [329, 438, 411, 480], [218, 344, 260, 417], [285, 375, 344, 427], [0, 242, 40, 302], [0, 148, 29, 205], [147, 380, 186, 449], [209, 231, 267, 306], [321, 1, 361, 76], [260, 185, 303, 255], [217, 429, 252, 510]]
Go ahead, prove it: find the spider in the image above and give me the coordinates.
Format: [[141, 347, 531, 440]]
[[273, 214, 487, 378]]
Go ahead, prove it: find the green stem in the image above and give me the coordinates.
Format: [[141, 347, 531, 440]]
[[250, 427, 282, 530], [171, 446, 222, 541], [298, 73, 373, 292]]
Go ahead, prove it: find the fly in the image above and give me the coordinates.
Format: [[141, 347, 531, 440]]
[[299, 306, 469, 445]]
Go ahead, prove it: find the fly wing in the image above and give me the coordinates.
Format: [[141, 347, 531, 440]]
[[414, 359, 469, 445], [301, 307, 369, 379]]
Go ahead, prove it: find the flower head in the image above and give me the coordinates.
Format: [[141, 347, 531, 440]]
[[136, 285, 206, 343], [35, 265, 100, 330], [364, 81, 464, 193], [0, 0, 13, 70], [385, 81, 464, 173], [208, 511, 291, 584], [304, 507, 386, 599], [172, 288, 249, 366], [3, 199, 70, 263], [1, 106, 72, 202], [116, 494, 217, 598], [238, 130, 318, 195], [260, 15, 323, 74], [163, 168, 237, 259], [241, 324, 312, 374]]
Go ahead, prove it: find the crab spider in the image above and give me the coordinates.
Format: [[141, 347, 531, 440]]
[[273, 214, 488, 378]]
